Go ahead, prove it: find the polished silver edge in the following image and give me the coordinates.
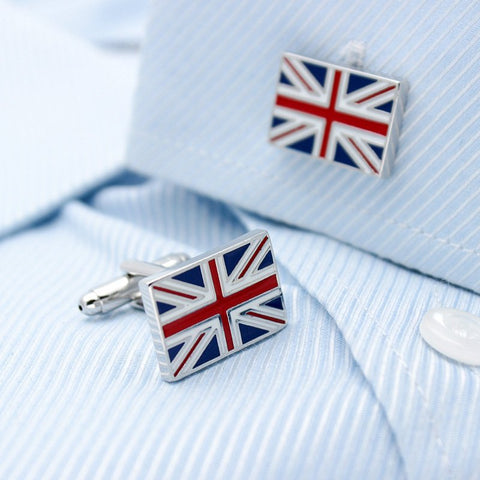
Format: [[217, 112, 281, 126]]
[[379, 78, 408, 178], [139, 279, 173, 380]]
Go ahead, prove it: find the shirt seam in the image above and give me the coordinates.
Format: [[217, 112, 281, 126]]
[[130, 131, 479, 257]]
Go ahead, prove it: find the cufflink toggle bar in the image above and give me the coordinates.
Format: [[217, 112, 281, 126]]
[[78, 253, 189, 315]]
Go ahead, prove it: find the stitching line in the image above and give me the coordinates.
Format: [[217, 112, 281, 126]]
[[131, 131, 480, 257], [322, 269, 455, 478], [303, 287, 409, 479]]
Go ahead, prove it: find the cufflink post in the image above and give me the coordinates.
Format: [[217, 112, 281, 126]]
[[78, 253, 189, 315], [341, 40, 366, 69]]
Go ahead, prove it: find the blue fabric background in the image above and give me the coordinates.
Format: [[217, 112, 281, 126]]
[[0, 2, 479, 478], [1, 175, 480, 478], [128, 0, 480, 294]]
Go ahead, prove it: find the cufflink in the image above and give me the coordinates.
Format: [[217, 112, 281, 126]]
[[270, 52, 407, 177], [78, 230, 287, 381]]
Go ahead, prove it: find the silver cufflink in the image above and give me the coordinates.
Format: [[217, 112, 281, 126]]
[[79, 230, 287, 381], [270, 52, 407, 177]]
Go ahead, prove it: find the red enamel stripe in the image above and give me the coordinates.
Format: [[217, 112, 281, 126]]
[[348, 138, 379, 174], [355, 85, 395, 104], [247, 311, 286, 325], [209, 259, 234, 351], [174, 332, 205, 377], [238, 236, 268, 279], [319, 70, 342, 158], [163, 270, 279, 342], [270, 124, 306, 142], [275, 94, 389, 150], [275, 69, 390, 160], [153, 285, 197, 300], [284, 57, 314, 92]]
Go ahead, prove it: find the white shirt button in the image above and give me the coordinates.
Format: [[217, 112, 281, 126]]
[[420, 308, 480, 366]]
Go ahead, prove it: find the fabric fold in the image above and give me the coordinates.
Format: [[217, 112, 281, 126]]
[[240, 214, 480, 479], [0, 179, 406, 479]]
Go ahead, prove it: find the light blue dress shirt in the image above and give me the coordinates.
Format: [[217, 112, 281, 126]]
[[0, 2, 479, 479], [129, 0, 480, 295]]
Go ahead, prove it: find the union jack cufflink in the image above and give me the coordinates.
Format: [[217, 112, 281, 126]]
[[270, 52, 407, 177], [78, 230, 287, 381]]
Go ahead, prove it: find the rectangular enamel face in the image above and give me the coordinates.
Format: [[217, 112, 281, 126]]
[[270, 52, 406, 177], [140, 230, 287, 381]]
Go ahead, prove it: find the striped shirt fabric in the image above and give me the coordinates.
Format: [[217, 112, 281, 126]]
[[1, 2, 479, 479], [1, 178, 479, 478], [128, 0, 480, 295]]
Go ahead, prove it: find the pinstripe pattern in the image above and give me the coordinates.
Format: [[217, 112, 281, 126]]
[[1, 178, 479, 478], [1, 2, 479, 478], [128, 0, 480, 294]]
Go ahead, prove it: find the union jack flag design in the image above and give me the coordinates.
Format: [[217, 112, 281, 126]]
[[140, 230, 287, 381], [270, 53, 405, 177]]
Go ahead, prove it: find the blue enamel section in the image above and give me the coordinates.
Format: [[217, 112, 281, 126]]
[[172, 265, 204, 287], [223, 243, 249, 276], [258, 250, 273, 270], [376, 100, 393, 113], [303, 61, 327, 87], [239, 323, 270, 344], [271, 116, 288, 128], [168, 343, 184, 362], [264, 295, 284, 310], [193, 335, 220, 368], [156, 301, 176, 314], [334, 143, 359, 169], [369, 143, 384, 160], [279, 71, 293, 86], [347, 73, 376, 94], [287, 135, 314, 154]]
